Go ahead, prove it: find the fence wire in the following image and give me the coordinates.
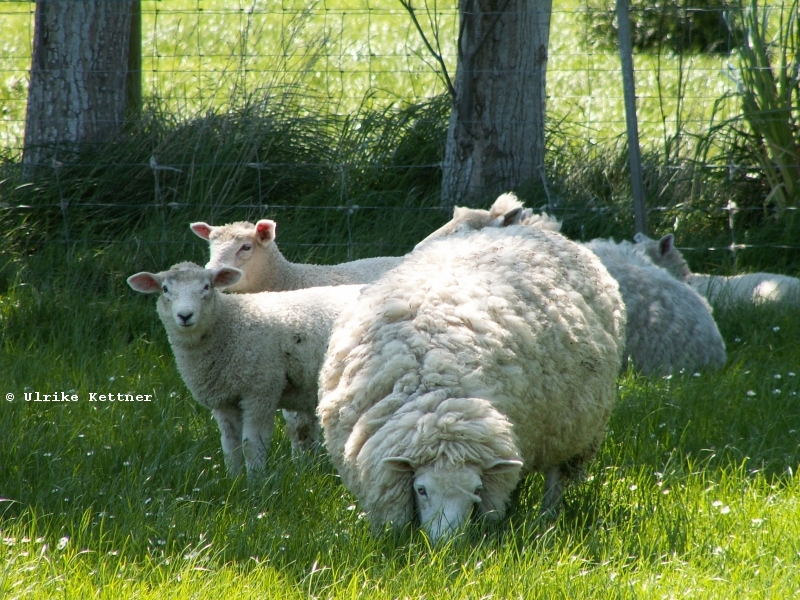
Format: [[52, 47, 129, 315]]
[[1, 1, 799, 263]]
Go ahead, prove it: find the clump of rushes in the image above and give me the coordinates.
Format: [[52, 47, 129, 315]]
[[728, 0, 800, 216]]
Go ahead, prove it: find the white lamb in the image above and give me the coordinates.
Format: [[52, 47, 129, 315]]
[[583, 238, 726, 375], [190, 219, 401, 293], [317, 225, 626, 542], [190, 218, 402, 448], [127, 262, 362, 480], [634, 232, 800, 308]]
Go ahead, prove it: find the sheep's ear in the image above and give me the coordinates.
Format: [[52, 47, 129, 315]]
[[254, 219, 277, 243], [502, 207, 524, 226], [190, 222, 213, 240], [382, 457, 415, 473], [658, 234, 675, 256], [212, 267, 242, 289], [127, 272, 163, 294], [483, 458, 523, 475]]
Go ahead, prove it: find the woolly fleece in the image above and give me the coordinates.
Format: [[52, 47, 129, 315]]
[[317, 225, 626, 534]]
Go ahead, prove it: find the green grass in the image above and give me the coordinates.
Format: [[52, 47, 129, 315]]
[[1, 3, 800, 594], [1, 223, 800, 599]]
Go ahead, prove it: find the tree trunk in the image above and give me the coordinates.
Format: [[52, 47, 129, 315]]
[[441, 0, 553, 208], [22, 0, 134, 178]]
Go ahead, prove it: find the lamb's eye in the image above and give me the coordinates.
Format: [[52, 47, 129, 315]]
[[203, 284, 210, 291], [416, 485, 427, 497], [240, 243, 252, 252], [162, 285, 168, 294]]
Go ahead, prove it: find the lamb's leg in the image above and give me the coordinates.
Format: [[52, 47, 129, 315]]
[[240, 398, 275, 481], [211, 405, 244, 478], [282, 409, 320, 457]]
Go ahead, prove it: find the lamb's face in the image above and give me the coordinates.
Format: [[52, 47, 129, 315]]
[[193, 220, 277, 293], [128, 264, 241, 338], [158, 271, 217, 331], [412, 463, 485, 543]]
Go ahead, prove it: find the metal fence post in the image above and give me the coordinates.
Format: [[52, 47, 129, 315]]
[[616, 0, 647, 236]]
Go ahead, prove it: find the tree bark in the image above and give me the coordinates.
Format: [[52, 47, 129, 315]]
[[441, 0, 553, 208], [22, 0, 134, 178]]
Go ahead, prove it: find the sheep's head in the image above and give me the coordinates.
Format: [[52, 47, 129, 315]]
[[128, 262, 241, 340], [382, 457, 522, 543], [190, 219, 278, 293], [632, 232, 691, 281], [414, 193, 527, 249]]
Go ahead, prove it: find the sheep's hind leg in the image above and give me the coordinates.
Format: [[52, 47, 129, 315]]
[[540, 457, 586, 518], [540, 465, 567, 518], [212, 405, 244, 478], [282, 410, 320, 457]]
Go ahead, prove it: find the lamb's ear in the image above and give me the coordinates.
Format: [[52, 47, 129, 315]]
[[254, 219, 277, 244], [382, 457, 416, 473], [127, 272, 163, 294], [212, 267, 242, 289], [483, 458, 523, 475], [190, 222, 213, 240], [658, 233, 675, 256]]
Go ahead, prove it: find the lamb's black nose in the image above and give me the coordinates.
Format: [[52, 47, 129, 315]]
[[177, 312, 194, 326]]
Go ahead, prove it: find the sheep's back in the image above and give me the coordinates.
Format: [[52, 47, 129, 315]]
[[319, 226, 625, 482]]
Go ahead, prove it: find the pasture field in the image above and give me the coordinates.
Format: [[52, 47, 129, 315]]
[[2, 0, 799, 597], [1, 220, 800, 599]]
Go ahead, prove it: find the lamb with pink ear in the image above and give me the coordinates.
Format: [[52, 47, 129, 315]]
[[190, 219, 402, 293], [127, 261, 363, 480]]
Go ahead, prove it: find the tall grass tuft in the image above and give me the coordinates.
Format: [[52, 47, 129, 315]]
[[727, 0, 800, 214]]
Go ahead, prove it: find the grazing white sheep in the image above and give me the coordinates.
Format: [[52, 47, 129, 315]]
[[190, 219, 401, 293], [317, 225, 626, 542], [583, 238, 726, 375], [127, 262, 362, 480], [634, 232, 800, 308]]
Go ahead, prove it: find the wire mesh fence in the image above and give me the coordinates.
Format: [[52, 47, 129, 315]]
[[1, 0, 799, 266]]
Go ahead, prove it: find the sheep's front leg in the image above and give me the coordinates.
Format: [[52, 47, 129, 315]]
[[540, 465, 567, 517], [211, 405, 244, 478], [240, 397, 275, 481], [282, 409, 320, 457]]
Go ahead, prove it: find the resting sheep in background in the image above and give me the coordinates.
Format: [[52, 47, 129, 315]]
[[583, 238, 726, 374], [317, 225, 626, 542], [425, 194, 726, 375], [634, 232, 800, 308], [127, 262, 362, 479]]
